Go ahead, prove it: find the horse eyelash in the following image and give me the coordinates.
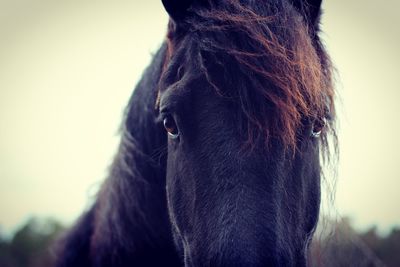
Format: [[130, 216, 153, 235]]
[[155, 108, 174, 125], [155, 112, 168, 125]]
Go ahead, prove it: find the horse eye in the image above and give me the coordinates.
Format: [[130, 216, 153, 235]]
[[177, 65, 185, 80], [163, 115, 179, 139], [311, 118, 326, 138]]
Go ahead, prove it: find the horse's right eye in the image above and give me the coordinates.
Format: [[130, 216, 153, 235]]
[[163, 115, 179, 139]]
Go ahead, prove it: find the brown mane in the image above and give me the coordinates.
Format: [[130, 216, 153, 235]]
[[162, 0, 335, 152]]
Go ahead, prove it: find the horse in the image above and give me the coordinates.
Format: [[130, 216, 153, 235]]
[[55, 0, 336, 266]]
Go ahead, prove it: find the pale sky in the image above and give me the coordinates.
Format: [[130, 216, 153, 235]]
[[0, 1, 399, 235]]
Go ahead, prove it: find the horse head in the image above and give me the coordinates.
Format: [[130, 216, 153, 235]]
[[55, 1, 336, 266], [157, 0, 335, 265]]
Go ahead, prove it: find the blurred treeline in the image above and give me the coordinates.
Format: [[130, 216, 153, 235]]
[[310, 217, 400, 267], [0, 216, 399, 267], [0, 218, 64, 267]]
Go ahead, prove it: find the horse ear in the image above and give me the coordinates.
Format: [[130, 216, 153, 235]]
[[162, 0, 209, 24], [161, 0, 193, 22], [289, 0, 323, 29]]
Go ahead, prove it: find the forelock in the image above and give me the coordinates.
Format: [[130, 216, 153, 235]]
[[162, 0, 336, 153]]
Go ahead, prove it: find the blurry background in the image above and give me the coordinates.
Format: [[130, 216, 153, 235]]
[[0, 0, 399, 266]]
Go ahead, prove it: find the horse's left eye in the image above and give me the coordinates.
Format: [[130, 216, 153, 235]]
[[311, 118, 326, 138], [163, 115, 179, 139]]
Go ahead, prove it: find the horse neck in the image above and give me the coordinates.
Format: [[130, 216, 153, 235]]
[[90, 43, 178, 263]]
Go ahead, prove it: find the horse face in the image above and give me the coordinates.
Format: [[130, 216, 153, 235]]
[[159, 63, 321, 266], [158, 46, 323, 267], [158, 0, 329, 266]]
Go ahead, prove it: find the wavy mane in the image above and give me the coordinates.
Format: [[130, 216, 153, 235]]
[[163, 0, 336, 152]]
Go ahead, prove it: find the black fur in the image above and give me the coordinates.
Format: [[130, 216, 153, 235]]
[[55, 1, 335, 266]]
